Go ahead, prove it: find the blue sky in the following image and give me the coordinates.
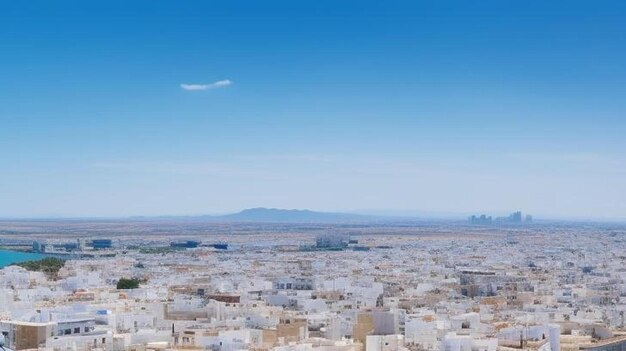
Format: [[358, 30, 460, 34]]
[[1, 1, 626, 219]]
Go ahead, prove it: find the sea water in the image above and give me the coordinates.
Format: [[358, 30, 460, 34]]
[[0, 249, 45, 268]]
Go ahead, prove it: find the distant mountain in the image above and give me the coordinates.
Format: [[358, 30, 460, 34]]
[[214, 207, 373, 223]]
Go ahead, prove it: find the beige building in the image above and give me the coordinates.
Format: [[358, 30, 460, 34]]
[[0, 321, 55, 350]]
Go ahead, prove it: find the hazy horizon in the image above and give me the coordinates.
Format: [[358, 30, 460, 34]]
[[2, 207, 626, 223], [2, 1, 626, 219]]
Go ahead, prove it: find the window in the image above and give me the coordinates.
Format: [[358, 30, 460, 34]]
[[74, 327, 80, 334], [64, 329, 71, 335]]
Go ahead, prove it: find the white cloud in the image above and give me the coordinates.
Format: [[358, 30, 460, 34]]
[[180, 80, 233, 91]]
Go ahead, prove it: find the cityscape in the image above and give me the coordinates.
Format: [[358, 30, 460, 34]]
[[1, 212, 625, 351], [468, 212, 533, 226], [2, 1, 626, 351]]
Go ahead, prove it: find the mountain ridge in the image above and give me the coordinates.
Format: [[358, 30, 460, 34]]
[[213, 207, 373, 223]]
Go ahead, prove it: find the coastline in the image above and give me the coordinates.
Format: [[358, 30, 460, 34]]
[[0, 249, 46, 268]]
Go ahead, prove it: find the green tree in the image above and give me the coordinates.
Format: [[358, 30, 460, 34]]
[[15, 257, 66, 279], [116, 277, 140, 289]]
